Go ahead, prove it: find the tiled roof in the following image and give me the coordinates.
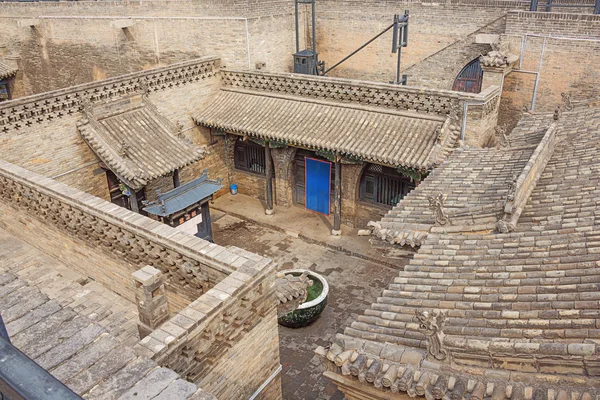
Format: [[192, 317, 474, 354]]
[[78, 94, 205, 189], [0, 60, 17, 80], [322, 107, 600, 399], [370, 145, 536, 247], [0, 232, 213, 400], [194, 89, 458, 171], [143, 170, 222, 217]]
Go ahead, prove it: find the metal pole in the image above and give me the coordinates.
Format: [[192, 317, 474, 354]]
[[546, 0, 552, 12], [530, 0, 538, 11], [323, 22, 395, 75], [332, 157, 341, 236], [173, 168, 180, 188], [312, 0, 318, 75], [396, 43, 402, 84], [595, 0, 600, 14], [295, 0, 300, 53], [265, 142, 274, 215]]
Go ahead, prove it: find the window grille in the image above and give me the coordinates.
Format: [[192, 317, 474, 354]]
[[234, 139, 266, 175], [360, 164, 415, 207]]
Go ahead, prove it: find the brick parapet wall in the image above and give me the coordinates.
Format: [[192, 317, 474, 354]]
[[0, 56, 220, 133], [0, 0, 293, 19], [506, 11, 600, 38], [135, 248, 281, 399], [404, 15, 506, 90], [464, 86, 503, 146], [497, 119, 559, 232], [0, 159, 262, 312], [221, 69, 493, 117]]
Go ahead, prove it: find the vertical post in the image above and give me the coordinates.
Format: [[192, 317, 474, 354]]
[[312, 0, 317, 53], [530, 0, 538, 11], [396, 43, 402, 85], [312, 0, 318, 75], [129, 187, 139, 213], [265, 141, 274, 215], [132, 266, 170, 339], [332, 156, 342, 236], [295, 0, 300, 53], [595, 0, 600, 14], [173, 168, 181, 188], [545, 0, 552, 12], [0, 313, 10, 343]]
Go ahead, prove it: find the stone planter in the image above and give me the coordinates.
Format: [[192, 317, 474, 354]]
[[277, 269, 329, 328]]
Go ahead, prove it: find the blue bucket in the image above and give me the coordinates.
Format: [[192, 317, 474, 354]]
[[230, 184, 238, 195]]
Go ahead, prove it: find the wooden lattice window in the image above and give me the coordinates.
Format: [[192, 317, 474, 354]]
[[359, 164, 415, 207], [234, 138, 266, 175]]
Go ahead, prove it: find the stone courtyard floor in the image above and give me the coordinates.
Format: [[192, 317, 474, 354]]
[[211, 205, 410, 400]]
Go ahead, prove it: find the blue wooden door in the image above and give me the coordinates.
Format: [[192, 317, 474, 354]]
[[305, 157, 331, 215]]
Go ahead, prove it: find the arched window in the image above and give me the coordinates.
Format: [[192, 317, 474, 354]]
[[234, 138, 266, 175], [452, 58, 483, 94], [359, 164, 415, 207]]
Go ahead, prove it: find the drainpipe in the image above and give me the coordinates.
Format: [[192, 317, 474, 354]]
[[530, 36, 547, 112], [244, 18, 251, 69], [265, 141, 274, 215]]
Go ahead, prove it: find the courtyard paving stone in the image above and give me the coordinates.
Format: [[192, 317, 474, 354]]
[[212, 212, 408, 399]]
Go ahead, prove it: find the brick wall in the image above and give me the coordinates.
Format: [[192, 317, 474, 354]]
[[315, 0, 523, 84], [403, 16, 506, 90], [1, 14, 297, 97], [506, 11, 600, 38], [0, 0, 294, 19], [135, 246, 282, 400], [499, 12, 600, 126], [0, 159, 251, 312]]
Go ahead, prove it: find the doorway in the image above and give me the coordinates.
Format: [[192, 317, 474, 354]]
[[452, 58, 483, 94], [304, 157, 332, 215]]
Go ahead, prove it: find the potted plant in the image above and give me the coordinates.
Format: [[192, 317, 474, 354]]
[[277, 269, 329, 328]]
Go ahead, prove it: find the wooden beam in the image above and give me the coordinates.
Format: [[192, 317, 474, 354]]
[[265, 141, 274, 215]]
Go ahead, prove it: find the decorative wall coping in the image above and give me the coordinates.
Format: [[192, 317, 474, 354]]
[[221, 69, 499, 118], [507, 10, 600, 22], [135, 245, 277, 389], [496, 120, 559, 232], [0, 56, 220, 133], [0, 159, 260, 302]]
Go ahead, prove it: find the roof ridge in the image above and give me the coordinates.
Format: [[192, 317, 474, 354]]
[[221, 87, 447, 122]]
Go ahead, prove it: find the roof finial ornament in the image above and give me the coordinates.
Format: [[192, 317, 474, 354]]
[[175, 121, 185, 138], [427, 193, 449, 226], [496, 124, 510, 148], [416, 309, 448, 361], [554, 105, 562, 121], [119, 140, 131, 158], [138, 78, 150, 95], [80, 97, 93, 118], [434, 126, 443, 145], [561, 92, 573, 111], [450, 101, 461, 121]]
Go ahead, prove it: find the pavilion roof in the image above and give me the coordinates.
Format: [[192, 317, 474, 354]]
[[194, 88, 458, 171], [78, 94, 205, 189]]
